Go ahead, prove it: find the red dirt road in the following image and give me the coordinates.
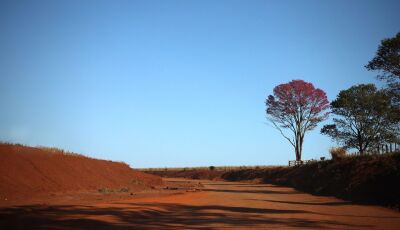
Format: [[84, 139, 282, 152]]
[[1, 178, 400, 229]]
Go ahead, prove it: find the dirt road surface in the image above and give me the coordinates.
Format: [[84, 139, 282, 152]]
[[1, 178, 400, 229]]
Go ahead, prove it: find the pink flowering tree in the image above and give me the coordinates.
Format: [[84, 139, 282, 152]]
[[266, 80, 329, 161]]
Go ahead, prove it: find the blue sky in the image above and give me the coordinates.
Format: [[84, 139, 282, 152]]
[[0, 0, 399, 168]]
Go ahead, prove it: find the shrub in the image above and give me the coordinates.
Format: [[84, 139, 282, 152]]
[[131, 179, 143, 185], [329, 147, 347, 160], [209, 166, 215, 171], [119, 187, 129, 192], [98, 188, 114, 194]]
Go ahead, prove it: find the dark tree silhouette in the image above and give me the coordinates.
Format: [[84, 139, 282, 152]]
[[266, 80, 329, 161], [366, 32, 400, 106]]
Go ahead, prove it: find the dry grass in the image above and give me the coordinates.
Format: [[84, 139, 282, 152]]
[[329, 147, 348, 160], [0, 141, 88, 158], [37, 146, 88, 158]]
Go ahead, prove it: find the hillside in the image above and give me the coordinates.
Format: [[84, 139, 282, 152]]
[[0, 143, 162, 202]]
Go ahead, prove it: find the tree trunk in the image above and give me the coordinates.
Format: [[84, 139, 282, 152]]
[[357, 131, 364, 155], [294, 137, 300, 161], [359, 144, 364, 155], [295, 148, 300, 161], [299, 135, 304, 161], [294, 133, 304, 161]]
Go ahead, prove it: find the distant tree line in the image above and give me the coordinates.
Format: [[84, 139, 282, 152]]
[[266, 32, 400, 160]]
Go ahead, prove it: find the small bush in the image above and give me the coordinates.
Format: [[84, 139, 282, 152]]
[[118, 187, 129, 192], [131, 179, 143, 185], [329, 147, 347, 160], [98, 188, 114, 194], [209, 166, 215, 171]]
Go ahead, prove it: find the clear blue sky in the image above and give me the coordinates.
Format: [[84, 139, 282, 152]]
[[0, 0, 398, 168]]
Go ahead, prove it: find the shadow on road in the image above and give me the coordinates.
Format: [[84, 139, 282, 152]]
[[202, 188, 301, 195], [0, 202, 372, 229], [258, 199, 353, 206]]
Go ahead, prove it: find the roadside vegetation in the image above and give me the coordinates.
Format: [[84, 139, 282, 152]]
[[222, 153, 400, 208]]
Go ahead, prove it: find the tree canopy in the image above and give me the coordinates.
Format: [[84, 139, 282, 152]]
[[321, 84, 398, 154], [366, 32, 400, 106]]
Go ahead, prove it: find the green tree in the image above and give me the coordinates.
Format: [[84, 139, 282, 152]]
[[321, 84, 398, 154], [365, 32, 400, 106]]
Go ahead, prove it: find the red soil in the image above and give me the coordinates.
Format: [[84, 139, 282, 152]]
[[0, 144, 162, 204], [2, 178, 400, 229]]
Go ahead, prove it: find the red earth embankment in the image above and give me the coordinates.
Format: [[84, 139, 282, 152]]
[[0, 143, 162, 202]]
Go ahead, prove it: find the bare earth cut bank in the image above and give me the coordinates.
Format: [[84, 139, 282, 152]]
[[0, 143, 163, 206], [147, 153, 400, 209]]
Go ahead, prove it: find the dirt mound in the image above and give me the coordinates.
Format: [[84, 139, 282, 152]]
[[0, 143, 162, 202]]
